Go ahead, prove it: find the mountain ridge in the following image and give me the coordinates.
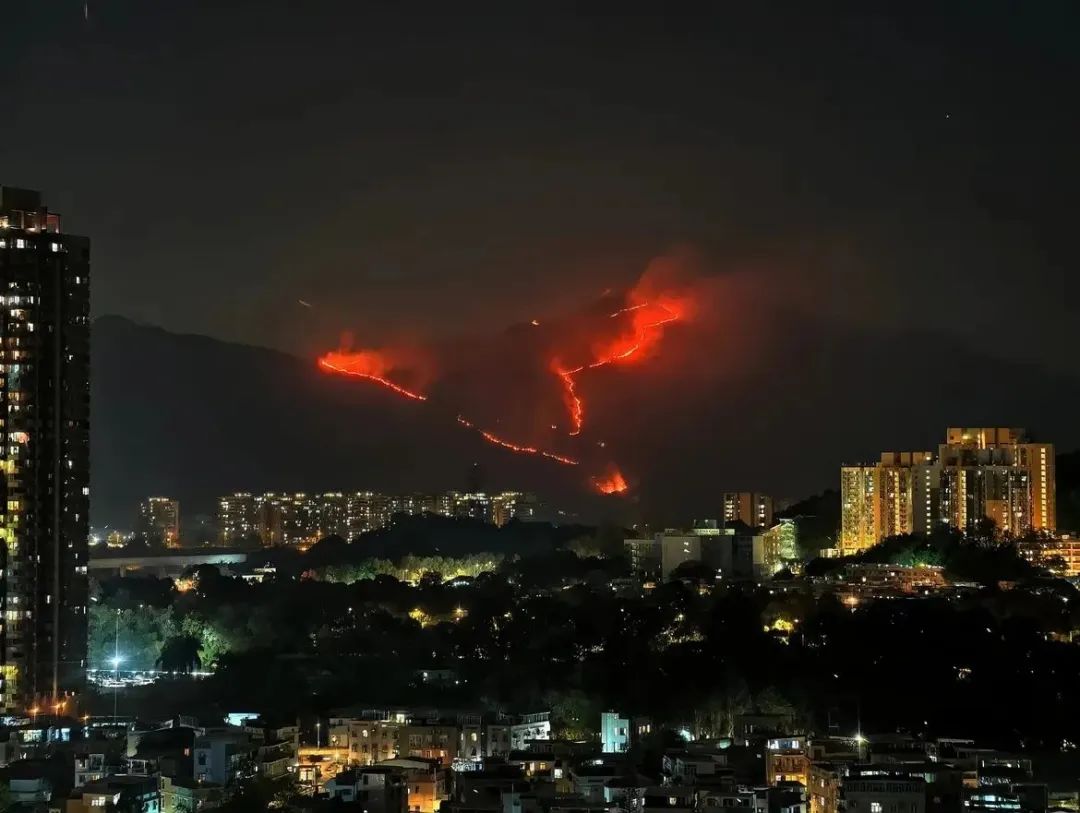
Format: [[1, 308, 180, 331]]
[[90, 313, 1080, 532]]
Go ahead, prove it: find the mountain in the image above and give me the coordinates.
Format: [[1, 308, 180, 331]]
[[90, 316, 593, 532], [91, 313, 1080, 531]]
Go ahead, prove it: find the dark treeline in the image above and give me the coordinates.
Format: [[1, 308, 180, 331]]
[[255, 514, 608, 575], [805, 525, 1049, 583], [89, 517, 1080, 749]]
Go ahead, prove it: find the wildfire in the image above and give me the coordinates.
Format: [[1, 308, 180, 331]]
[[317, 352, 427, 402], [592, 466, 629, 495], [456, 417, 578, 465], [317, 283, 690, 496], [552, 364, 584, 436], [552, 300, 682, 438]]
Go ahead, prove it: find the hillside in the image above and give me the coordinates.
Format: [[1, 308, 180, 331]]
[[91, 314, 1080, 531]]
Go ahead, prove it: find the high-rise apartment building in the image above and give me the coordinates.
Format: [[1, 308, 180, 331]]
[[0, 187, 90, 712], [217, 493, 258, 546], [317, 492, 348, 540], [721, 492, 773, 529], [218, 489, 544, 547], [347, 491, 392, 538], [136, 497, 180, 547], [254, 492, 321, 548], [840, 428, 1055, 554], [938, 428, 1054, 536]]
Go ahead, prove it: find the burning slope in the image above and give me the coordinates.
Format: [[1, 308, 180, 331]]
[[317, 267, 693, 494], [455, 416, 578, 466], [592, 466, 629, 495], [317, 351, 427, 401], [552, 299, 684, 437]]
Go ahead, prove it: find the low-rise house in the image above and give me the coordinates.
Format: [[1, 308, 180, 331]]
[[634, 785, 696, 813], [510, 714, 551, 752], [844, 772, 927, 813], [569, 763, 622, 803], [376, 756, 447, 813], [73, 752, 107, 789], [325, 766, 408, 813], [193, 729, 256, 786], [696, 786, 769, 813], [807, 762, 841, 813], [70, 774, 162, 813], [508, 750, 557, 780], [399, 724, 460, 765], [449, 764, 531, 813], [766, 737, 810, 788], [0, 755, 74, 807], [160, 775, 225, 813], [257, 740, 295, 778]]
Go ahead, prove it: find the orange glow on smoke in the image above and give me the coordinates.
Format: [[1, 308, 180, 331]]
[[456, 417, 578, 465], [592, 466, 628, 495], [317, 351, 427, 401], [317, 283, 690, 495], [552, 299, 684, 437]]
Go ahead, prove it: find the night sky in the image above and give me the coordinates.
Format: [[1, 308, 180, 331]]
[[3, 2, 1077, 373]]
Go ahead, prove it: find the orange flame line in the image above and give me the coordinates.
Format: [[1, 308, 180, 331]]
[[608, 303, 648, 318], [553, 301, 679, 436], [456, 417, 578, 466], [317, 358, 427, 401], [554, 367, 584, 436], [317, 296, 682, 490]]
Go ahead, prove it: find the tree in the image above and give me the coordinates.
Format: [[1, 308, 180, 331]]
[[215, 775, 297, 812], [544, 689, 599, 741], [88, 605, 173, 671], [670, 560, 716, 584], [157, 634, 203, 673], [695, 676, 751, 739]]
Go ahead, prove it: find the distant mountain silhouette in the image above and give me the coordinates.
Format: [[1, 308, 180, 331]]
[[91, 314, 1080, 532]]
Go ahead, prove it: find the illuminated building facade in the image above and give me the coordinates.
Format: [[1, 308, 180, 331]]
[[938, 428, 1054, 536], [760, 519, 799, 575], [347, 491, 391, 538], [254, 493, 320, 548], [217, 493, 258, 546], [766, 736, 810, 787], [136, 496, 180, 547], [1017, 535, 1080, 577], [841, 428, 1055, 554], [624, 537, 662, 578], [0, 187, 90, 712], [722, 492, 773, 528], [840, 453, 936, 555], [217, 490, 543, 547], [317, 492, 348, 540]]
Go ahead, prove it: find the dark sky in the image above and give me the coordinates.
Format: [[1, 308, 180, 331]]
[[3, 2, 1077, 371]]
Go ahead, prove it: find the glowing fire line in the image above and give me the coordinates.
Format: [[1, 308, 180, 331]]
[[553, 301, 679, 437], [608, 303, 648, 318], [317, 357, 428, 401], [456, 417, 578, 466], [318, 295, 682, 493]]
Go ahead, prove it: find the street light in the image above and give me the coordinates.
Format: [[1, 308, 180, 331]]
[[316, 721, 321, 749], [111, 654, 124, 721]]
